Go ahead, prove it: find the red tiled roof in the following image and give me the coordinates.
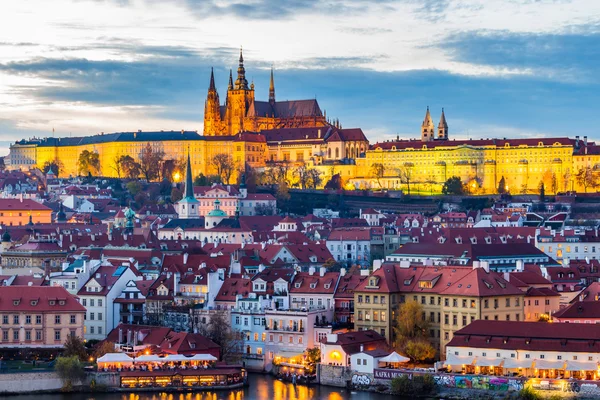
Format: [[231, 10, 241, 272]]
[[553, 301, 600, 319], [290, 271, 339, 294], [0, 199, 51, 211], [0, 286, 85, 312]]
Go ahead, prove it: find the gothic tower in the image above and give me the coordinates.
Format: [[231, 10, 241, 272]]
[[421, 106, 435, 142], [438, 108, 448, 140], [176, 152, 200, 219], [269, 67, 275, 105], [203, 68, 222, 136], [225, 48, 255, 135]]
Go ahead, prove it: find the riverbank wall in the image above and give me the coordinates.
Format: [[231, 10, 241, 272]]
[[0, 372, 63, 393]]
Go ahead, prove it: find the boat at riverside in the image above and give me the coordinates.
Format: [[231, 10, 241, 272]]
[[96, 353, 247, 390]]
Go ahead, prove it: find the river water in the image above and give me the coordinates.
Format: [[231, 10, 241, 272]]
[[2, 374, 400, 400]]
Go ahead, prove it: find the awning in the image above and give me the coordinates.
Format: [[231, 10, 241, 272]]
[[444, 354, 475, 366], [135, 355, 163, 362], [534, 359, 566, 370], [379, 351, 410, 363], [473, 357, 503, 367], [276, 351, 304, 360], [565, 360, 599, 371], [191, 354, 218, 361], [502, 358, 533, 369], [97, 353, 134, 364]]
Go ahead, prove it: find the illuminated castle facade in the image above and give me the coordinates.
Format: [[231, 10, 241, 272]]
[[203, 50, 327, 136]]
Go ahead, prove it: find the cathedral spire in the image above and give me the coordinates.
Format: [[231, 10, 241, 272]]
[[184, 151, 194, 199], [228, 69, 233, 90], [209, 67, 216, 92], [235, 47, 249, 90], [421, 106, 435, 142], [269, 67, 275, 104]]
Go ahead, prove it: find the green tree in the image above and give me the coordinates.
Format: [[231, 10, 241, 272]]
[[43, 159, 64, 177], [304, 347, 321, 374], [393, 300, 430, 340], [442, 176, 464, 195], [138, 143, 165, 181], [194, 173, 221, 186], [126, 181, 143, 196], [78, 150, 100, 176], [497, 176, 506, 194], [55, 356, 85, 391], [63, 335, 87, 361], [371, 163, 385, 188]]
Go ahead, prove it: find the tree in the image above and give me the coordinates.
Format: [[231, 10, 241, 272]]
[[119, 155, 141, 179], [78, 150, 100, 176], [404, 339, 436, 364], [294, 164, 323, 189], [324, 173, 342, 190], [562, 169, 572, 192], [110, 155, 123, 178], [497, 176, 506, 194], [55, 356, 85, 391], [194, 173, 221, 186], [442, 176, 464, 195], [576, 166, 596, 193], [196, 310, 244, 362], [539, 182, 546, 202], [276, 181, 290, 203], [126, 181, 143, 196], [254, 203, 275, 215], [393, 300, 430, 341], [43, 159, 64, 177], [211, 153, 235, 184], [93, 341, 116, 359], [371, 163, 385, 188], [304, 348, 321, 375], [63, 336, 87, 361], [551, 172, 558, 195], [171, 187, 183, 202], [138, 143, 165, 181], [397, 164, 414, 195]]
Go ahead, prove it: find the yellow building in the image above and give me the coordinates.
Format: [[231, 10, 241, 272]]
[[354, 264, 525, 357]]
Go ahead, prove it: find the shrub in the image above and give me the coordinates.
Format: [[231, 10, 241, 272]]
[[518, 385, 542, 400], [391, 375, 412, 395]]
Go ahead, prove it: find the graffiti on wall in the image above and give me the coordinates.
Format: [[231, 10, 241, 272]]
[[433, 375, 455, 387], [351, 374, 371, 387], [433, 374, 524, 392]]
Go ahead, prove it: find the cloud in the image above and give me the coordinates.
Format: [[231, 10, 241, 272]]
[[435, 30, 600, 83]]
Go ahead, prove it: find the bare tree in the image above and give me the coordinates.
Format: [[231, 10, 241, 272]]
[[139, 143, 165, 181], [119, 155, 141, 179], [211, 153, 235, 184], [110, 155, 123, 178], [396, 163, 414, 195], [196, 310, 244, 363], [371, 163, 385, 188]]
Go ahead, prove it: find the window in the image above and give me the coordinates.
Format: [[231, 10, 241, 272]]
[[515, 298, 520, 307], [444, 314, 449, 325], [452, 315, 457, 326], [462, 299, 467, 308], [289, 336, 294, 344], [557, 355, 562, 360], [453, 299, 457, 307], [2, 316, 7, 324], [298, 337, 303, 344], [381, 311, 386, 322], [36, 315, 41, 324], [2, 331, 7, 341], [25, 330, 31, 341], [358, 295, 363, 303], [35, 330, 42, 341], [90, 313, 94, 321], [444, 298, 449, 307], [82, 299, 86, 307], [525, 354, 530, 359], [506, 298, 511, 307], [98, 313, 103, 321], [70, 315, 76, 324], [55, 315, 61, 324], [462, 315, 467, 326], [90, 299, 94, 307], [13, 331, 19, 341], [540, 355, 545, 359], [484, 299, 489, 309], [25, 315, 31, 324], [13, 315, 18, 324], [470, 300, 476, 308], [444, 332, 449, 340]]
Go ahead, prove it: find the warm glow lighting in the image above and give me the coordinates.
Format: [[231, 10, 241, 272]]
[[331, 351, 341, 360], [173, 172, 182, 182]]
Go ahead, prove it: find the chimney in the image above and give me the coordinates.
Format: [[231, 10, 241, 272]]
[[400, 260, 410, 269], [183, 252, 189, 265], [173, 272, 180, 294], [503, 272, 510, 282], [320, 266, 326, 277], [309, 267, 316, 276], [472, 261, 480, 270], [373, 260, 382, 271], [258, 264, 266, 272], [360, 344, 364, 353], [340, 268, 346, 277], [575, 135, 580, 148], [515, 260, 524, 272], [481, 261, 490, 273]]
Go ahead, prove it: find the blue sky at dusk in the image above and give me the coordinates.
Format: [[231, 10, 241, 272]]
[[0, 0, 599, 155]]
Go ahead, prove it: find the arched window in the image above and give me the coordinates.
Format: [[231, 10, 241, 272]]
[[328, 148, 331, 158], [335, 148, 339, 158]]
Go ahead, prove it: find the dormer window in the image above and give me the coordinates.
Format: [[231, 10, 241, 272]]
[[30, 300, 37, 306], [295, 283, 301, 288], [13, 300, 20, 306], [310, 283, 317, 289], [324, 284, 330, 289], [49, 300, 56, 306], [59, 300, 65, 306]]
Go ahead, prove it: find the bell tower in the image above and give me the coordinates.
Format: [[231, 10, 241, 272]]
[[226, 48, 255, 135], [421, 106, 435, 142], [203, 68, 222, 136], [438, 108, 448, 140]]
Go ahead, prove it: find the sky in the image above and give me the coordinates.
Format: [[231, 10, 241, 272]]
[[0, 0, 599, 156]]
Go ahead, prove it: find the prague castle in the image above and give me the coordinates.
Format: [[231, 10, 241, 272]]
[[5, 51, 600, 194]]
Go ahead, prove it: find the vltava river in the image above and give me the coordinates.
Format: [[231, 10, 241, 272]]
[[2, 374, 400, 400]]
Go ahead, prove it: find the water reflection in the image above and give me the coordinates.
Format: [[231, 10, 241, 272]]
[[1, 374, 399, 400]]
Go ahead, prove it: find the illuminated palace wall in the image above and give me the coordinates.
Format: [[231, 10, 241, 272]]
[[20, 131, 266, 181], [353, 137, 600, 194]]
